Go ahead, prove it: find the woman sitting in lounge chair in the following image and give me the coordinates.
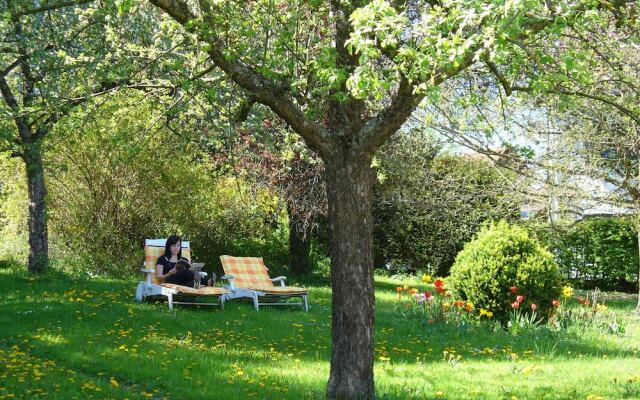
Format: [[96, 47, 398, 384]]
[[157, 235, 215, 287]]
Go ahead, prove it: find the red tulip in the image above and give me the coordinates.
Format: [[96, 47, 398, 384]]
[[511, 301, 520, 309], [531, 303, 537, 310], [424, 291, 432, 299], [578, 297, 584, 304], [434, 279, 444, 288], [552, 300, 560, 307], [436, 286, 446, 294], [584, 299, 591, 306], [510, 286, 517, 294], [516, 295, 524, 303]]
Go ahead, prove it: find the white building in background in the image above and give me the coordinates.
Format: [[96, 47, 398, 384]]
[[461, 148, 637, 222]]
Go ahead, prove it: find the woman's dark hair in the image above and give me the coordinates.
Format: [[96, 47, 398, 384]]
[[164, 235, 182, 259]]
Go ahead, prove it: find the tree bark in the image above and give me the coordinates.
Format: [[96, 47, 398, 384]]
[[288, 204, 312, 275], [325, 152, 376, 400], [23, 139, 49, 273], [636, 227, 640, 314], [636, 152, 640, 314]]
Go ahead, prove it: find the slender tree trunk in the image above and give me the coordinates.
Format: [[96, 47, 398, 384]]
[[636, 227, 640, 314], [326, 153, 375, 400], [288, 204, 312, 275], [23, 139, 48, 273], [636, 151, 640, 314]]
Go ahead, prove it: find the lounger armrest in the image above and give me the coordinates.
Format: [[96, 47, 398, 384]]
[[220, 274, 235, 291], [141, 267, 156, 286], [271, 276, 286, 287]]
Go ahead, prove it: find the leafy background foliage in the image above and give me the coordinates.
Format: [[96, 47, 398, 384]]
[[373, 129, 520, 276]]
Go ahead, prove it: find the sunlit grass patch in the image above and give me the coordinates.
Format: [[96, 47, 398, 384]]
[[0, 266, 638, 399]]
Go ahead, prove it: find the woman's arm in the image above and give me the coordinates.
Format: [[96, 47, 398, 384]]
[[156, 264, 176, 283]]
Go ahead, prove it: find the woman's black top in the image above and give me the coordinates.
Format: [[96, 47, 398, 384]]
[[156, 255, 189, 275]]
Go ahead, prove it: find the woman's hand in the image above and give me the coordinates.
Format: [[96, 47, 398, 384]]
[[168, 267, 177, 275]]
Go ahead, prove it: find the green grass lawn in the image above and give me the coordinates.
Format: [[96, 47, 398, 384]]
[[0, 267, 639, 400]]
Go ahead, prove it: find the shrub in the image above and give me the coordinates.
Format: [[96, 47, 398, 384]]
[[0, 153, 28, 262], [449, 221, 562, 322], [43, 92, 289, 279], [529, 218, 639, 292]]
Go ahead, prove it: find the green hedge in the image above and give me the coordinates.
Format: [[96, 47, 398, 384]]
[[529, 218, 639, 292]]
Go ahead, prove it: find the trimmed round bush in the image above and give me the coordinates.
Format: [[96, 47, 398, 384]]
[[449, 221, 562, 321]]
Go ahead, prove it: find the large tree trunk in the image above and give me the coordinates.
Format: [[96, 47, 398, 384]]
[[326, 153, 376, 399], [288, 204, 312, 275], [23, 139, 48, 273]]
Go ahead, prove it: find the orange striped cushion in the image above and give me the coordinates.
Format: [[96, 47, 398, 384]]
[[248, 285, 307, 295], [145, 245, 191, 284], [220, 256, 273, 288], [161, 283, 227, 296]]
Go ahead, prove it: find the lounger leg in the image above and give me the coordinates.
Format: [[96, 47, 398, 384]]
[[303, 294, 308, 312], [220, 296, 225, 311], [135, 283, 144, 302], [167, 293, 174, 310], [253, 293, 259, 311]]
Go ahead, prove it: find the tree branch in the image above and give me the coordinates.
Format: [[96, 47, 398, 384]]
[[11, 0, 95, 17], [357, 4, 591, 157], [509, 84, 640, 125], [149, 0, 331, 158], [1, 58, 22, 77], [329, 0, 361, 70], [0, 76, 32, 144], [234, 95, 257, 123], [356, 75, 422, 157], [484, 58, 513, 96], [357, 46, 482, 157]]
